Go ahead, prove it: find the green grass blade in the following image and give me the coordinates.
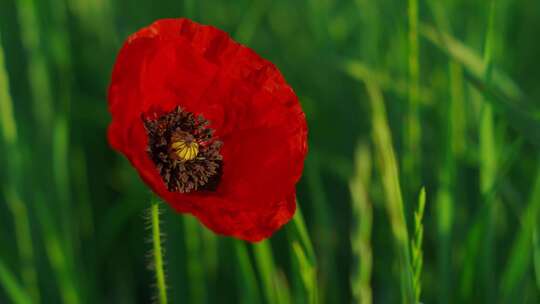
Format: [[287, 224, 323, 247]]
[[34, 193, 81, 304], [183, 216, 206, 304], [287, 203, 318, 303], [349, 143, 373, 304], [291, 241, 318, 304], [404, 0, 421, 188], [5, 189, 40, 304], [53, 116, 74, 245], [304, 154, 339, 302], [201, 227, 219, 285], [342, 60, 433, 105], [479, 3, 498, 302], [0, 259, 32, 304], [0, 36, 17, 145], [426, 3, 466, 297], [500, 164, 540, 300], [419, 24, 521, 100], [234, 241, 262, 304], [234, 0, 270, 44], [288, 205, 318, 304], [184, 0, 197, 18], [364, 80, 414, 304], [72, 148, 95, 239], [0, 33, 40, 304], [253, 240, 279, 304], [411, 187, 426, 303], [420, 23, 540, 147], [274, 271, 292, 304], [534, 228, 540, 292], [16, 0, 54, 133], [290, 206, 317, 265]]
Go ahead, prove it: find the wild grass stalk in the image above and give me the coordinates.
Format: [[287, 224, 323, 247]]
[[234, 241, 262, 304], [253, 241, 278, 304], [252, 240, 292, 304], [201, 227, 218, 285], [184, 0, 197, 19], [304, 154, 340, 302], [411, 188, 426, 303], [0, 39, 17, 147], [5, 189, 39, 304], [349, 144, 373, 304], [533, 228, 540, 291], [404, 0, 421, 189], [0, 259, 32, 304], [291, 206, 317, 265], [274, 271, 292, 304], [72, 149, 95, 239], [16, 0, 54, 134], [500, 164, 540, 300], [34, 193, 81, 304], [15, 0, 81, 301], [426, 2, 464, 301], [289, 207, 318, 304], [53, 117, 74, 246], [291, 241, 317, 304], [365, 80, 415, 304], [343, 60, 433, 104], [479, 2, 498, 302], [66, 0, 116, 45], [150, 197, 168, 304], [0, 36, 40, 304], [50, 0, 77, 271], [234, 0, 270, 44], [183, 217, 206, 304]]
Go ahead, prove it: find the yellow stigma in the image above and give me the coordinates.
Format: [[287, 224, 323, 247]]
[[171, 140, 199, 161]]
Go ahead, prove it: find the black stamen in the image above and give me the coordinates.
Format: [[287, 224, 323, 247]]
[[143, 106, 223, 193]]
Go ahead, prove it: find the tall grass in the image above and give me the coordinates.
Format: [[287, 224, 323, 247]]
[[404, 0, 421, 189], [234, 241, 262, 304], [501, 164, 540, 301], [365, 80, 414, 304], [411, 188, 426, 303], [427, 2, 465, 301], [0, 34, 39, 304], [1, 0, 540, 303], [349, 144, 373, 304], [289, 207, 318, 304], [0, 259, 32, 304]]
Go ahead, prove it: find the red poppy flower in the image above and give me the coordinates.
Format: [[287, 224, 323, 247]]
[[107, 18, 308, 242]]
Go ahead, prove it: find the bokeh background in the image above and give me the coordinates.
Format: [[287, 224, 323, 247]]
[[2, 0, 540, 303]]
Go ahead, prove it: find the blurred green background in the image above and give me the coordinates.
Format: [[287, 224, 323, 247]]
[[2, 0, 540, 303]]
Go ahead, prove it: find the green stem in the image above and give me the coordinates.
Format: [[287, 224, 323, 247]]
[[405, 0, 421, 189], [0, 259, 32, 304], [151, 198, 168, 304], [365, 80, 415, 304]]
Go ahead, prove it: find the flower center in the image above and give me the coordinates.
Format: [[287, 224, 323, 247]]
[[170, 131, 199, 161], [142, 106, 223, 193]]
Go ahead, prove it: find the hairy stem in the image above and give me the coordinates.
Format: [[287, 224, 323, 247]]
[[151, 198, 168, 304]]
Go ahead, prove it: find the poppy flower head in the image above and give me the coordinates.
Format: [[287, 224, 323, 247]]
[[108, 18, 308, 242], [143, 106, 223, 193]]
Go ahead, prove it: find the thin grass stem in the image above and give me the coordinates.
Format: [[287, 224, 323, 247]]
[[404, 0, 421, 187], [365, 80, 415, 304], [411, 187, 426, 302], [479, 2, 498, 302], [349, 144, 373, 304], [0, 34, 40, 304], [0, 259, 32, 304]]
